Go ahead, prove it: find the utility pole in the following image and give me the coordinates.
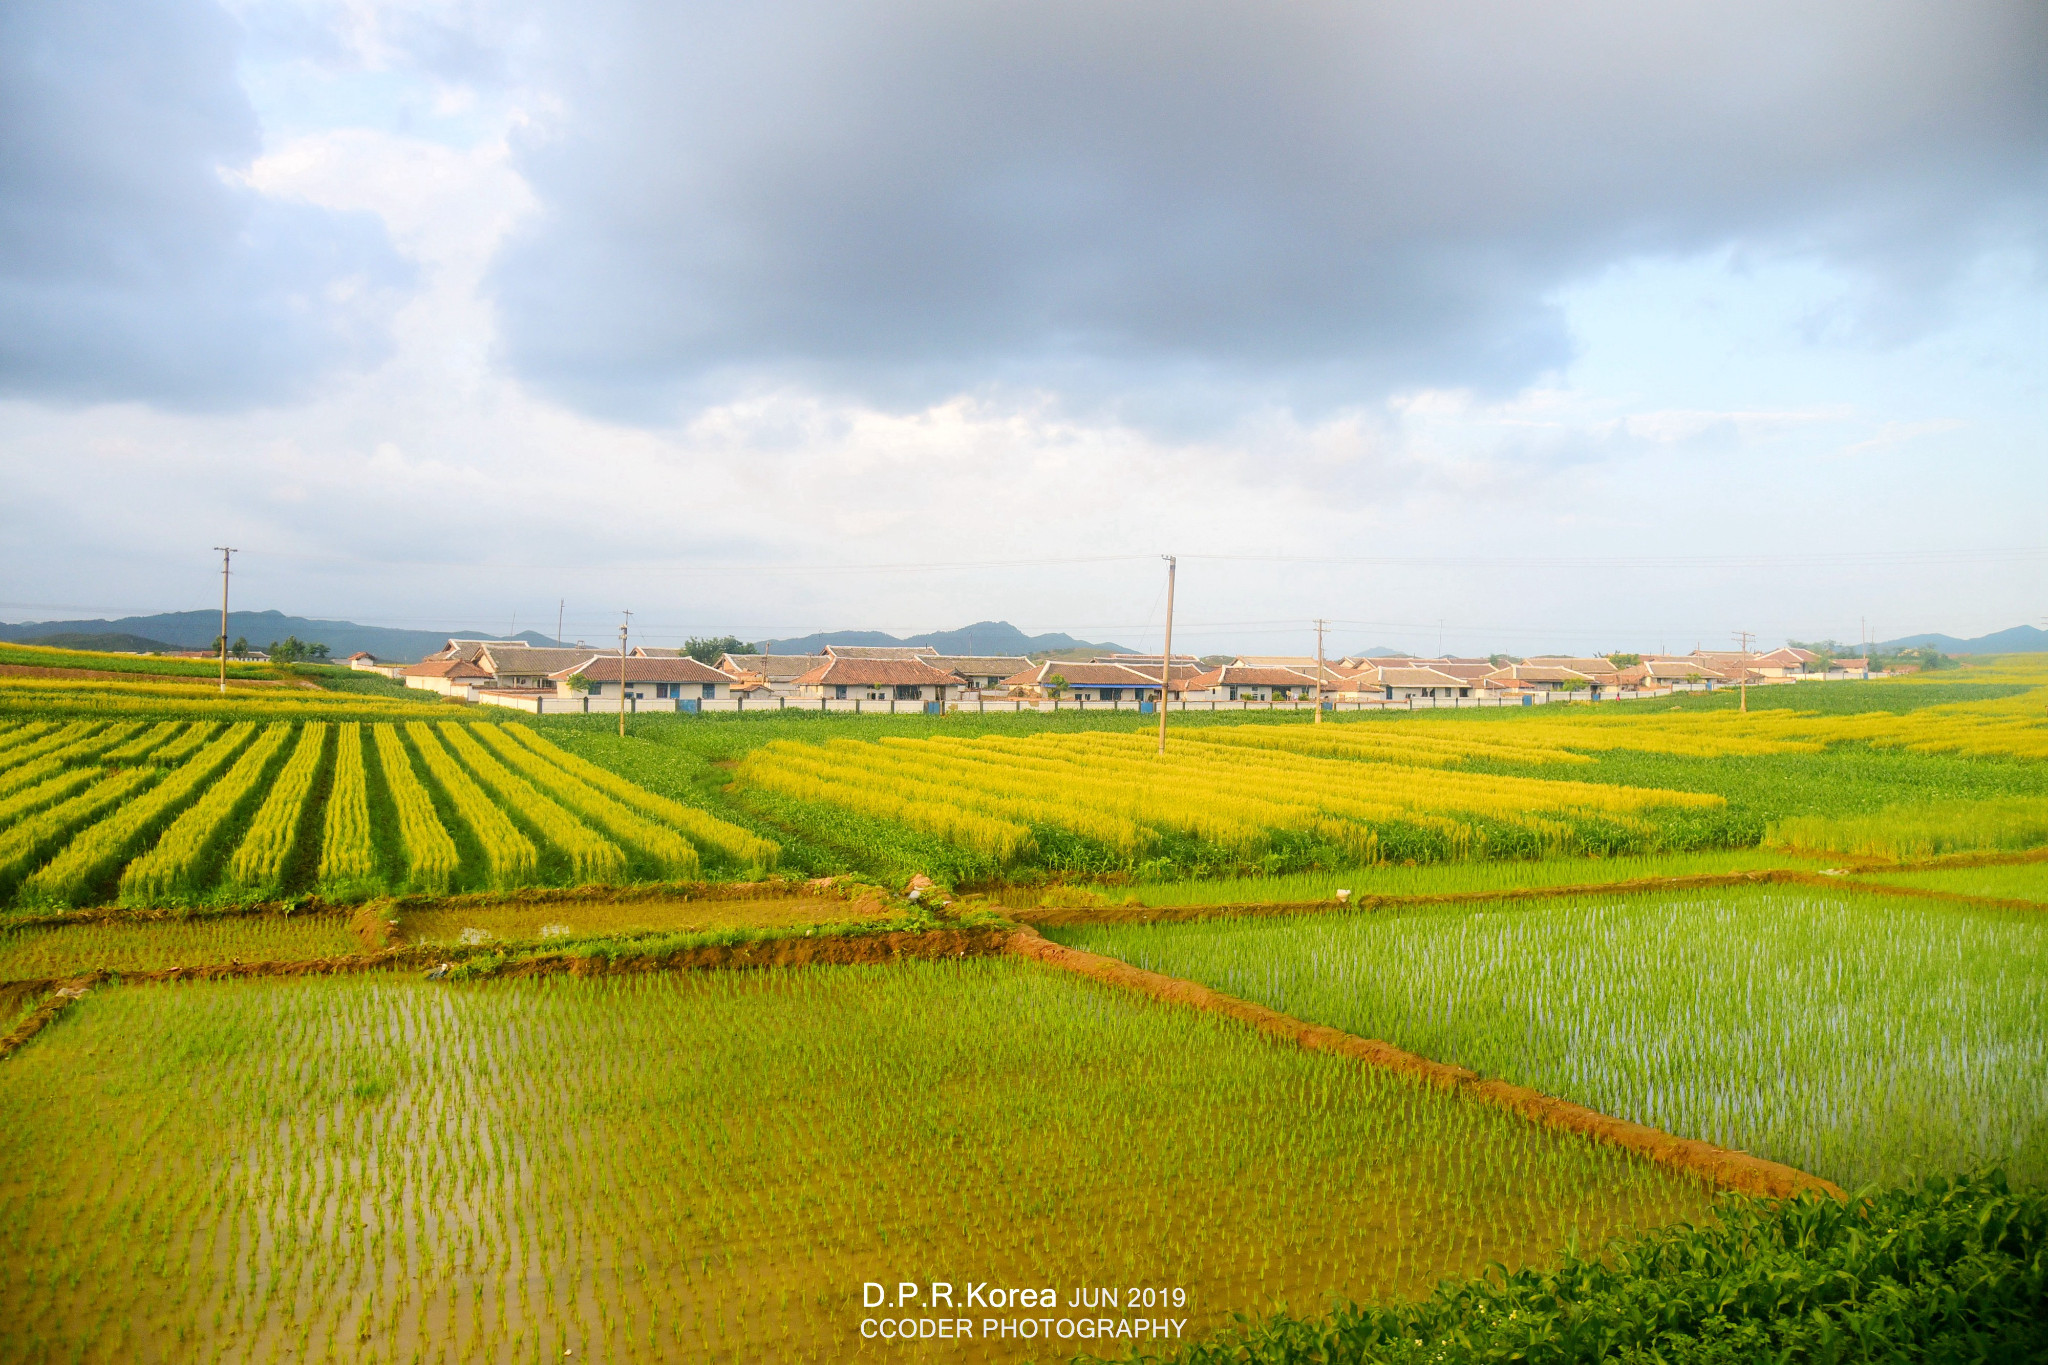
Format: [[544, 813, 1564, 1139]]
[[1437, 617, 1444, 659], [1313, 618, 1328, 724], [1733, 629, 1754, 712], [213, 546, 236, 694], [558, 599, 565, 648], [618, 610, 632, 737], [1157, 555, 1176, 755]]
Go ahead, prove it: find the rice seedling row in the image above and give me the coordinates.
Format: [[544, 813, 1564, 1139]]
[[118, 724, 295, 904], [0, 913, 365, 979], [403, 723, 540, 889], [0, 963, 1713, 1363], [223, 723, 331, 897], [436, 723, 626, 885], [1050, 885, 2048, 1188], [318, 723, 381, 898]]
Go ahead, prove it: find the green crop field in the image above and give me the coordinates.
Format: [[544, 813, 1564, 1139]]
[[1048, 885, 2048, 1189], [0, 963, 1711, 1364], [1847, 858, 2048, 902]]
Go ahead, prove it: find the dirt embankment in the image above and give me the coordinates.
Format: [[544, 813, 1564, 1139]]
[[1007, 926, 1843, 1202]]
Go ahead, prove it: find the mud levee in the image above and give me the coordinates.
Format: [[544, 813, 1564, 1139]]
[[0, 975, 103, 1059], [1008, 926, 1843, 1202], [1, 928, 1012, 1010], [1012, 865, 2046, 928]]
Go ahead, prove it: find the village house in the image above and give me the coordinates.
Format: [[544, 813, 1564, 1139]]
[[1360, 665, 1481, 701], [400, 657, 492, 695], [1617, 658, 1729, 688], [473, 644, 608, 690], [549, 655, 734, 703], [791, 657, 964, 703], [822, 645, 941, 660], [999, 661, 1167, 702], [1750, 646, 1821, 678], [925, 656, 1033, 690], [717, 653, 827, 698], [1482, 663, 1600, 696], [1183, 664, 1320, 702]]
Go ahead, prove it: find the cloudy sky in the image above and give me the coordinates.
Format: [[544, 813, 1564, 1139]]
[[1, 0, 2040, 656]]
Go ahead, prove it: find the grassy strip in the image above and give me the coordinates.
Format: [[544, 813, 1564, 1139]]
[[1101, 1173, 2046, 1365]]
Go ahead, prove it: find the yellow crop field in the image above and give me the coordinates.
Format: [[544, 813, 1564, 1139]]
[[740, 730, 1725, 867], [0, 717, 774, 907]]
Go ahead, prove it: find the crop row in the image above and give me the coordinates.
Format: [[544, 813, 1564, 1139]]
[[739, 730, 1723, 867], [0, 716, 776, 906]]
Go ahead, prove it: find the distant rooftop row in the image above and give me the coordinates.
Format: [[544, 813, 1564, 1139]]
[[363, 640, 1876, 707]]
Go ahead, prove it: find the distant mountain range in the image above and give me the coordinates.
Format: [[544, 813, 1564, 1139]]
[[1873, 624, 2045, 654], [759, 620, 1133, 657], [0, 611, 559, 663]]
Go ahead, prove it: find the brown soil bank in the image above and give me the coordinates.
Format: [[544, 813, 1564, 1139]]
[[1007, 927, 1842, 1202]]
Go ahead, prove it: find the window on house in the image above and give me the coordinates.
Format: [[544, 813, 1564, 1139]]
[[1227, 686, 1239, 701], [894, 685, 921, 700], [1099, 688, 1121, 701], [701, 683, 716, 699], [653, 683, 671, 699], [834, 684, 847, 699]]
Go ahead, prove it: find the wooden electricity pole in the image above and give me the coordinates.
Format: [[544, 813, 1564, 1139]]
[[213, 546, 236, 695], [618, 611, 632, 737], [1157, 555, 1176, 755], [1314, 618, 1328, 724], [1733, 629, 1754, 712]]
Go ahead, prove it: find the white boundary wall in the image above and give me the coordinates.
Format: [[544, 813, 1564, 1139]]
[[472, 681, 1765, 717]]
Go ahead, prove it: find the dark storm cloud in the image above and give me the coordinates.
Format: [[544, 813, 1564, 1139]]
[[490, 0, 2044, 423], [0, 0, 411, 410]]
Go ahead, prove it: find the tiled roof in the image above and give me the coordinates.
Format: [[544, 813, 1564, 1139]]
[[999, 662, 1160, 689], [822, 645, 941, 659], [1486, 665, 1594, 683], [1373, 667, 1474, 688], [792, 658, 964, 687], [1189, 665, 1322, 688], [482, 646, 609, 676], [1525, 657, 1621, 675], [926, 656, 1032, 675], [1233, 656, 1321, 669], [720, 653, 825, 679], [403, 658, 492, 679], [551, 656, 730, 684]]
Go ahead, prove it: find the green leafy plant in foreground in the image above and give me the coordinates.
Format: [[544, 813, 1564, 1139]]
[[1098, 1172, 2047, 1365]]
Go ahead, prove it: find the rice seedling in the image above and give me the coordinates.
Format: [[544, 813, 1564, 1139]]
[[1847, 859, 2048, 903], [404, 722, 538, 888], [1051, 885, 2048, 1188], [98, 719, 188, 763], [318, 723, 381, 898], [0, 963, 1712, 1363], [0, 913, 363, 978], [0, 722, 142, 801], [118, 723, 294, 905], [1052, 848, 1816, 910], [369, 723, 460, 894], [19, 724, 256, 907], [1770, 795, 2048, 860], [435, 723, 626, 884], [395, 893, 890, 947], [222, 723, 330, 897], [502, 724, 778, 871]]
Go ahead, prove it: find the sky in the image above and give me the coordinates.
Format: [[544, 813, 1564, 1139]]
[[1, 0, 2041, 658]]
